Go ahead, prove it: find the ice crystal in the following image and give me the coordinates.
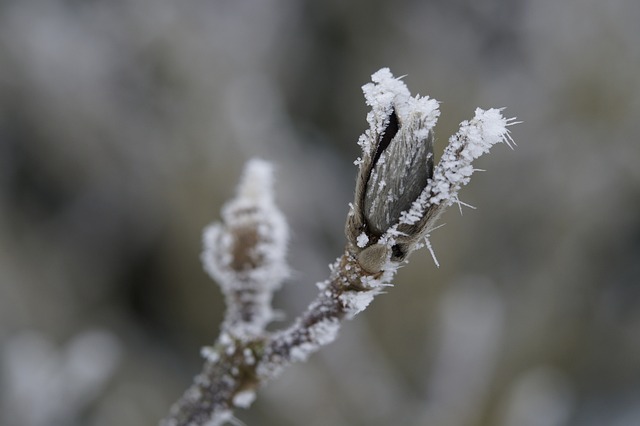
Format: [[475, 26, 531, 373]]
[[356, 232, 369, 248], [232, 390, 256, 408], [289, 319, 340, 363]]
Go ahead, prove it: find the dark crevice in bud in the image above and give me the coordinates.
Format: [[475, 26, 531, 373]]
[[391, 244, 404, 260], [372, 109, 399, 167], [355, 108, 401, 242]]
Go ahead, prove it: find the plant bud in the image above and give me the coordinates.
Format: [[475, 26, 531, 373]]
[[345, 69, 440, 268]]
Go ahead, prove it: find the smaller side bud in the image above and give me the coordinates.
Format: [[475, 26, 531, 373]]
[[202, 159, 289, 337]]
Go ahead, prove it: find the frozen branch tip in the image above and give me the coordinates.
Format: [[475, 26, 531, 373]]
[[348, 68, 516, 273]]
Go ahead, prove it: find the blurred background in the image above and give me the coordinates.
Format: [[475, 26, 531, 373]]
[[1, 0, 639, 425]]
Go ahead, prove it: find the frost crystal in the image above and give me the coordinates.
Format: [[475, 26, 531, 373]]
[[289, 319, 341, 362], [340, 290, 378, 318], [203, 410, 235, 426], [232, 390, 256, 408], [309, 318, 341, 346], [356, 232, 369, 248], [200, 346, 220, 364], [361, 68, 440, 147]]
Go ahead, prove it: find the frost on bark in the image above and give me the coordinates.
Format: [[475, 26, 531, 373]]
[[162, 68, 516, 426]]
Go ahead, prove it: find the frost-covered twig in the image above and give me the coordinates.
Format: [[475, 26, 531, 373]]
[[162, 68, 516, 426]]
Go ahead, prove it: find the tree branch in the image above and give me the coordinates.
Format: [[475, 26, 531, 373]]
[[161, 68, 516, 426]]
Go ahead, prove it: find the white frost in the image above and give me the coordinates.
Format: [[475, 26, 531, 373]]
[[289, 318, 341, 363], [232, 390, 256, 408], [309, 318, 341, 346], [200, 346, 220, 363], [424, 235, 440, 268], [340, 290, 377, 318], [359, 68, 440, 162], [203, 410, 235, 426], [428, 108, 515, 207], [356, 232, 369, 248]]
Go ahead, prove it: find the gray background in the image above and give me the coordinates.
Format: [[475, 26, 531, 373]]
[[1, 0, 639, 425]]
